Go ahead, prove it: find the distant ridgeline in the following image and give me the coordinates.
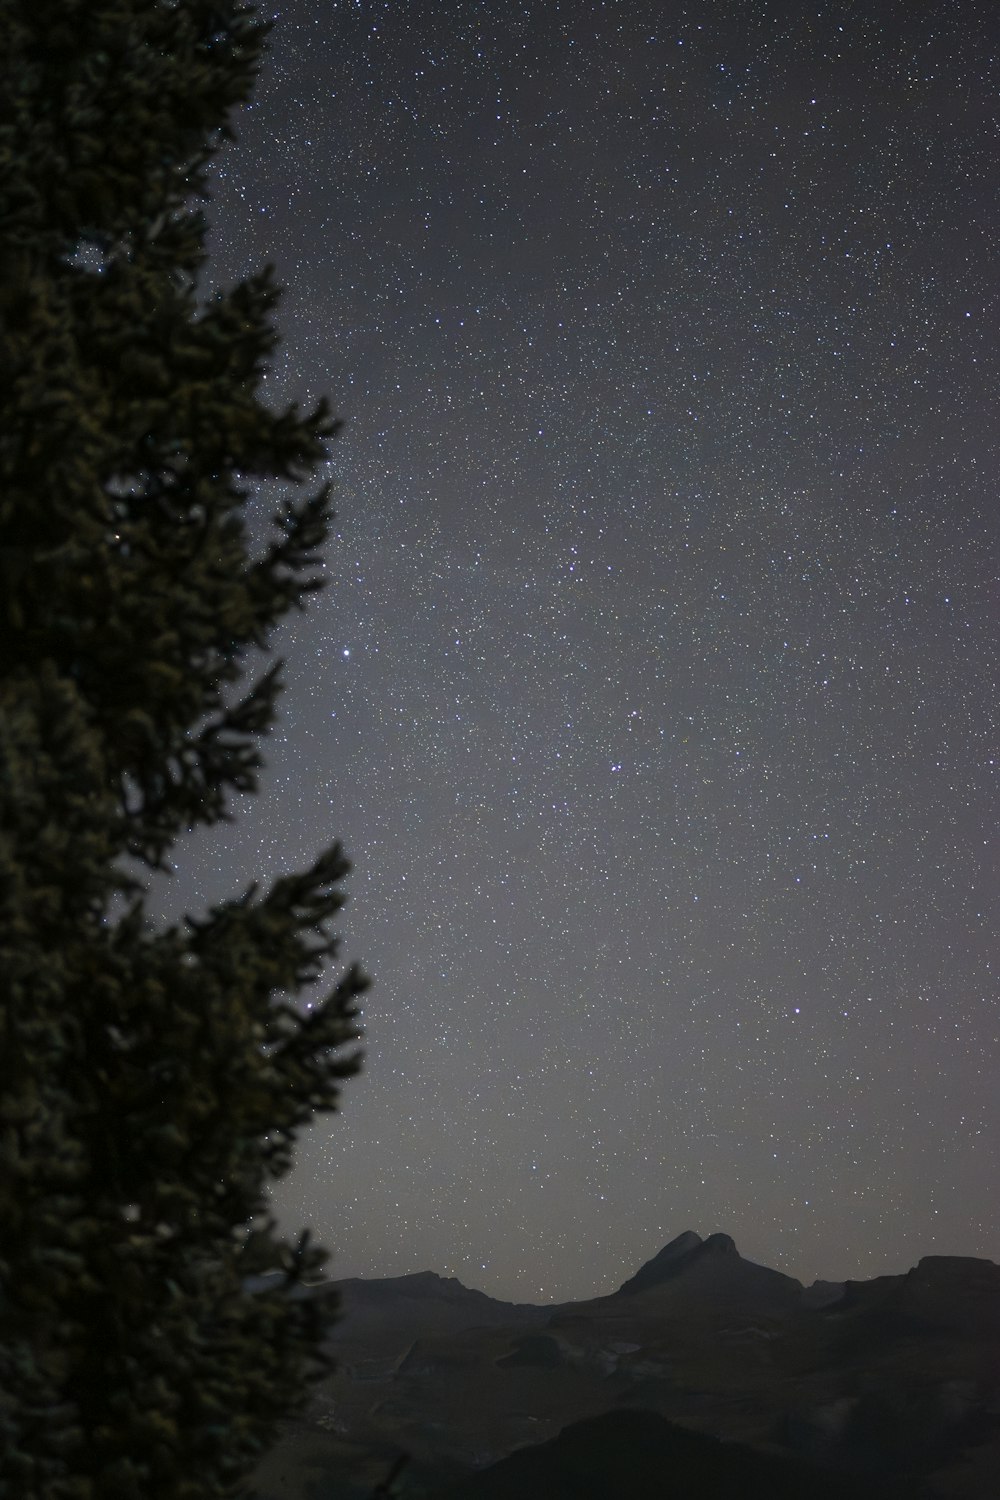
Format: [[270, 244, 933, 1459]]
[[245, 1230, 1000, 1500]]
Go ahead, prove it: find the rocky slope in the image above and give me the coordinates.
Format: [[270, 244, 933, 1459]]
[[246, 1232, 1000, 1500]]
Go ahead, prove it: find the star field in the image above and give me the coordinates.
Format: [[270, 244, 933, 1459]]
[[162, 1, 998, 1301]]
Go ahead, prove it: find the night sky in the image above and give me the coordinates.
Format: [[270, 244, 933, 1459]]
[[161, 1, 998, 1303]]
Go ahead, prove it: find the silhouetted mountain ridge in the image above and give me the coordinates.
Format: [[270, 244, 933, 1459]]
[[615, 1228, 798, 1299], [246, 1231, 1000, 1500], [337, 1269, 520, 1309]]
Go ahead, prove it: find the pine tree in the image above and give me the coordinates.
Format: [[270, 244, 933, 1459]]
[[0, 3, 368, 1494]]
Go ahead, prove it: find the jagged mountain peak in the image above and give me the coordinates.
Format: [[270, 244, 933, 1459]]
[[701, 1232, 739, 1256], [616, 1229, 738, 1296], [662, 1229, 703, 1256]]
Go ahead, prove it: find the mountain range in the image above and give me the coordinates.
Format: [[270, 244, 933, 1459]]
[[246, 1231, 1000, 1499]]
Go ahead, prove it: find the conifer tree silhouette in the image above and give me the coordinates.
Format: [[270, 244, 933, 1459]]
[[0, 4, 367, 1493]]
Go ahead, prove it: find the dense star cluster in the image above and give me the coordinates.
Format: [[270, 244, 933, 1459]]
[[160, 0, 998, 1301]]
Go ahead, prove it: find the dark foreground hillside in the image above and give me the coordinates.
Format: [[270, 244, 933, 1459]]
[[436, 1407, 913, 1500]]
